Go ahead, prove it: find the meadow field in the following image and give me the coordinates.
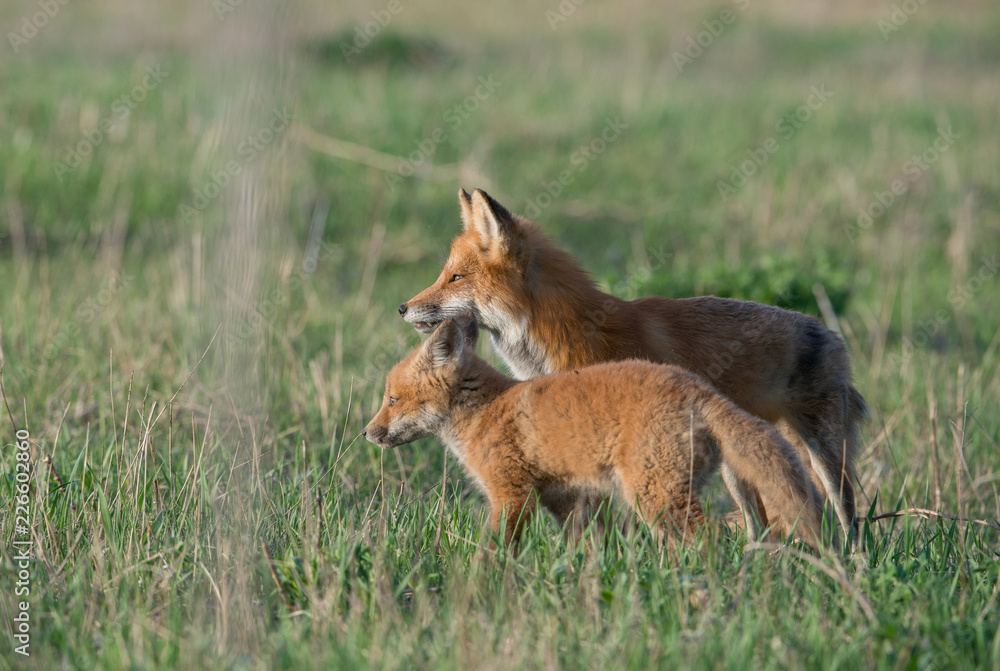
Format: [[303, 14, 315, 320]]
[[1, 0, 999, 668]]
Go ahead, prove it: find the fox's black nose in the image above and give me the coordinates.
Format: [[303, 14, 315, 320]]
[[398, 303, 408, 316], [361, 428, 367, 438]]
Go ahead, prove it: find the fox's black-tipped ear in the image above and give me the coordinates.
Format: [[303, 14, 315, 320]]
[[458, 188, 474, 231], [424, 320, 464, 368], [453, 312, 480, 348], [469, 189, 515, 253]]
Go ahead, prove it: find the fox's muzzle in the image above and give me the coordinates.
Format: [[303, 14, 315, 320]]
[[398, 298, 445, 333], [399, 303, 441, 333], [363, 424, 389, 447]]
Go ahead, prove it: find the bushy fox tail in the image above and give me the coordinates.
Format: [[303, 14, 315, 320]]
[[705, 401, 826, 550], [847, 386, 870, 424]]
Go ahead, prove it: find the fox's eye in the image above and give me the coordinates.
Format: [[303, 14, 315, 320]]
[[388, 397, 397, 407], [449, 274, 464, 283]]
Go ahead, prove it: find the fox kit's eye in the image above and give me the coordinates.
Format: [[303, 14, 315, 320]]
[[449, 274, 464, 283], [388, 397, 397, 407]]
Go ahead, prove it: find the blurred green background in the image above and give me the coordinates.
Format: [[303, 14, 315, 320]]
[[1, 1, 999, 668]]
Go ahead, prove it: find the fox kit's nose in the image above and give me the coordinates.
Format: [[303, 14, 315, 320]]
[[364, 425, 388, 445], [398, 303, 408, 316]]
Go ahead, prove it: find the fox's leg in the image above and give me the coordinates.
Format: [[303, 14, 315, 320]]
[[489, 490, 536, 551], [642, 497, 706, 547], [805, 437, 856, 549], [720, 462, 765, 541], [785, 400, 858, 550], [539, 486, 591, 543], [618, 476, 705, 546]]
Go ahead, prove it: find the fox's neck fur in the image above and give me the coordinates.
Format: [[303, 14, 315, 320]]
[[437, 356, 517, 462], [488, 222, 631, 380]]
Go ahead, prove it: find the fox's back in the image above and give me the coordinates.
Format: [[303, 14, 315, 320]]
[[482, 361, 717, 481], [606, 295, 849, 418]]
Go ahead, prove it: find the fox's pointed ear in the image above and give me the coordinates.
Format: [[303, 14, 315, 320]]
[[458, 188, 475, 232], [424, 320, 464, 368], [469, 189, 515, 253]]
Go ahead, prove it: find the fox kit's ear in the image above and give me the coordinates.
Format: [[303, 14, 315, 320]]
[[468, 189, 515, 253], [454, 312, 480, 347], [424, 320, 464, 368]]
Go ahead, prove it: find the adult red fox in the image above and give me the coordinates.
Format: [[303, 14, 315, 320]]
[[398, 188, 867, 547], [363, 319, 825, 550]]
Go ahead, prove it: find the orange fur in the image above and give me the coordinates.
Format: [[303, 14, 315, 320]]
[[399, 188, 868, 547], [364, 320, 826, 551]]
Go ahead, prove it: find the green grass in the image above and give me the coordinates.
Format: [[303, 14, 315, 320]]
[[1, 1, 999, 668]]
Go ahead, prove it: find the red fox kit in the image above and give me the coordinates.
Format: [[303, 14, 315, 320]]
[[364, 319, 825, 551], [398, 188, 867, 548]]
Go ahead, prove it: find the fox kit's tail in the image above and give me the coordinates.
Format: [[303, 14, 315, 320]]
[[704, 400, 826, 550]]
